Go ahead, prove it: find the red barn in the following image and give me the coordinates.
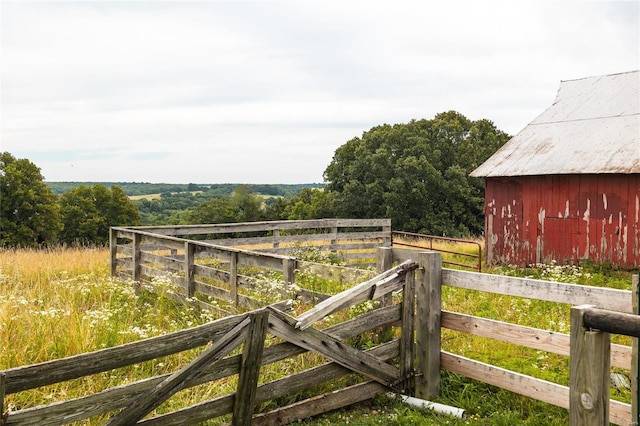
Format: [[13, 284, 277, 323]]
[[471, 70, 640, 267]]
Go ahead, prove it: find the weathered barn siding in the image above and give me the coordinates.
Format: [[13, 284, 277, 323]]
[[485, 174, 640, 267]]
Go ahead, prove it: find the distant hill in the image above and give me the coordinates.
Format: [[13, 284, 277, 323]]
[[46, 182, 325, 198]]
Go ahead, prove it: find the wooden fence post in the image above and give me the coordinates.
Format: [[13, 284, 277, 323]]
[[415, 251, 441, 399], [184, 242, 195, 298], [330, 226, 338, 249], [233, 310, 269, 425], [400, 265, 416, 393], [570, 305, 610, 426], [376, 247, 393, 273], [230, 252, 238, 310], [109, 228, 117, 277], [376, 247, 395, 339], [382, 220, 392, 247], [633, 274, 639, 426], [273, 229, 280, 249], [283, 258, 296, 286], [133, 233, 141, 282]]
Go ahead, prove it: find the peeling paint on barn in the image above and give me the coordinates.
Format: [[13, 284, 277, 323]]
[[483, 176, 640, 266], [472, 70, 640, 267]]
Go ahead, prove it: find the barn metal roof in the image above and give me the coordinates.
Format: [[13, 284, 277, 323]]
[[471, 70, 640, 177]]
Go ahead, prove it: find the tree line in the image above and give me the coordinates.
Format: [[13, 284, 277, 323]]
[[1, 111, 510, 248]]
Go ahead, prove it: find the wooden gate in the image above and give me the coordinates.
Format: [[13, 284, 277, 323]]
[[1, 258, 425, 425]]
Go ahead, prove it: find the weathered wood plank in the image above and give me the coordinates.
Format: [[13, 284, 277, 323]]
[[3, 306, 402, 425], [268, 308, 399, 385], [252, 381, 386, 426], [259, 242, 382, 255], [105, 317, 251, 426], [140, 251, 183, 271], [442, 311, 631, 370], [136, 340, 398, 426], [233, 311, 269, 425], [443, 269, 632, 313], [237, 251, 286, 271], [295, 260, 416, 330], [415, 251, 441, 399], [193, 264, 230, 283], [193, 281, 233, 303], [131, 218, 390, 236], [230, 251, 238, 309], [441, 351, 631, 425], [115, 244, 133, 256], [194, 246, 233, 262], [1, 314, 248, 394], [400, 270, 415, 392], [569, 305, 610, 426], [255, 339, 398, 405], [583, 308, 640, 338], [140, 234, 185, 251], [112, 227, 135, 240], [391, 247, 418, 262], [295, 272, 401, 330], [442, 350, 569, 408]]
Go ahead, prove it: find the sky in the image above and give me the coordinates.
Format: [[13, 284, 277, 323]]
[[1, 1, 639, 184]]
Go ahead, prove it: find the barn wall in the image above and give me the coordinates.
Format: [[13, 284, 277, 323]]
[[484, 174, 640, 267]]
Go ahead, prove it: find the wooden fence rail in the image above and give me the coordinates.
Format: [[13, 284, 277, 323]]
[[119, 218, 392, 265], [388, 244, 637, 426], [1, 259, 420, 426], [110, 219, 391, 313]]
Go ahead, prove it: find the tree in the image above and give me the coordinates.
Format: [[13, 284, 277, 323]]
[[0, 152, 61, 247], [283, 188, 336, 220], [186, 186, 265, 225], [230, 186, 264, 223], [59, 184, 140, 245], [323, 111, 510, 236]]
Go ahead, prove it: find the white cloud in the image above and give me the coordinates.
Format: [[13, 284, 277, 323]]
[[1, 0, 638, 183]]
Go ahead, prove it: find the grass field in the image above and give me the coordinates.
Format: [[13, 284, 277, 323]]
[[0, 247, 635, 425]]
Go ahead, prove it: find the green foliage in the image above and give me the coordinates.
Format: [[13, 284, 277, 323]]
[[59, 184, 140, 245], [282, 188, 336, 220], [186, 186, 265, 224], [0, 152, 61, 247], [323, 111, 510, 237], [47, 181, 191, 196], [47, 181, 325, 198]]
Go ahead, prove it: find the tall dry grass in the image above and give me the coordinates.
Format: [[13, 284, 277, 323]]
[[0, 247, 227, 419]]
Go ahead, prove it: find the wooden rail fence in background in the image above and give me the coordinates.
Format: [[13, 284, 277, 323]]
[[120, 218, 392, 266]]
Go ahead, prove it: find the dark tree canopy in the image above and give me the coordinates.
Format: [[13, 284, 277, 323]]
[[59, 184, 140, 245], [323, 111, 510, 236], [0, 152, 62, 247]]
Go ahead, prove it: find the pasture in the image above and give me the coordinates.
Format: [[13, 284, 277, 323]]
[[0, 243, 636, 425]]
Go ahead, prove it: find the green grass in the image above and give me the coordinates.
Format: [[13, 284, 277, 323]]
[[1, 247, 635, 425]]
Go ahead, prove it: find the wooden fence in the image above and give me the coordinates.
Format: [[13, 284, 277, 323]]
[[3, 222, 639, 425], [392, 247, 638, 425], [118, 218, 392, 266], [109, 220, 386, 314], [391, 231, 482, 272], [0, 260, 423, 425]]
